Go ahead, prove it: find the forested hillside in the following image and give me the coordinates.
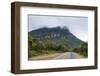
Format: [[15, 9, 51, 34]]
[[28, 27, 88, 58]]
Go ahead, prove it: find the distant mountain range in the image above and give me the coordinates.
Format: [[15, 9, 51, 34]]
[[29, 26, 83, 49]]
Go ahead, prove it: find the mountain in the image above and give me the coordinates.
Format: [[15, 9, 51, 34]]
[[29, 26, 83, 49]]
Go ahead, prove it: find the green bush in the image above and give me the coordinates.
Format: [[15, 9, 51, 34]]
[[28, 35, 70, 57], [72, 42, 88, 57]]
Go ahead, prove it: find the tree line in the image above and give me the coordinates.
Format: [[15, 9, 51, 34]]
[[28, 35, 88, 58], [72, 42, 88, 57], [28, 35, 69, 58]]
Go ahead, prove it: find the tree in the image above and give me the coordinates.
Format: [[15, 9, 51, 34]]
[[72, 42, 88, 57], [28, 35, 33, 44], [80, 42, 88, 57], [28, 35, 40, 57]]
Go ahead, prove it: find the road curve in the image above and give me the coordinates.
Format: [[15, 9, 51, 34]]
[[53, 52, 82, 59]]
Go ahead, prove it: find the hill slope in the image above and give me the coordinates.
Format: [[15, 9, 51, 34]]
[[29, 26, 83, 49]]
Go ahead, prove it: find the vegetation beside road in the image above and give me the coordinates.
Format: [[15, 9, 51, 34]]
[[29, 53, 61, 60], [28, 35, 88, 59], [72, 42, 88, 57], [28, 35, 70, 58]]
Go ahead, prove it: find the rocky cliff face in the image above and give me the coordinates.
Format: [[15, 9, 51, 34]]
[[29, 26, 83, 48]]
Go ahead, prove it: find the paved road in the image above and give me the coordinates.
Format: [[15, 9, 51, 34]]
[[53, 52, 82, 59]]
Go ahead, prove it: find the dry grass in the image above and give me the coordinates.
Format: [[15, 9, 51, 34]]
[[28, 53, 61, 60]]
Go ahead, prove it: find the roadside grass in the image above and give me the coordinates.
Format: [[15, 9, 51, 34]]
[[76, 51, 88, 58], [28, 52, 61, 60]]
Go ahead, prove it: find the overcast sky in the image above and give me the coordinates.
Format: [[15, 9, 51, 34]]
[[28, 15, 88, 42]]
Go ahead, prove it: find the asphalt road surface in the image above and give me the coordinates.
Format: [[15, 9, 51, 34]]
[[54, 52, 82, 59]]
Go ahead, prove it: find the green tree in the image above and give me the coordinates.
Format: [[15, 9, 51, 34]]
[[80, 42, 88, 57]]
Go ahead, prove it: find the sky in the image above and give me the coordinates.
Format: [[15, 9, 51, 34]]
[[28, 15, 88, 42]]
